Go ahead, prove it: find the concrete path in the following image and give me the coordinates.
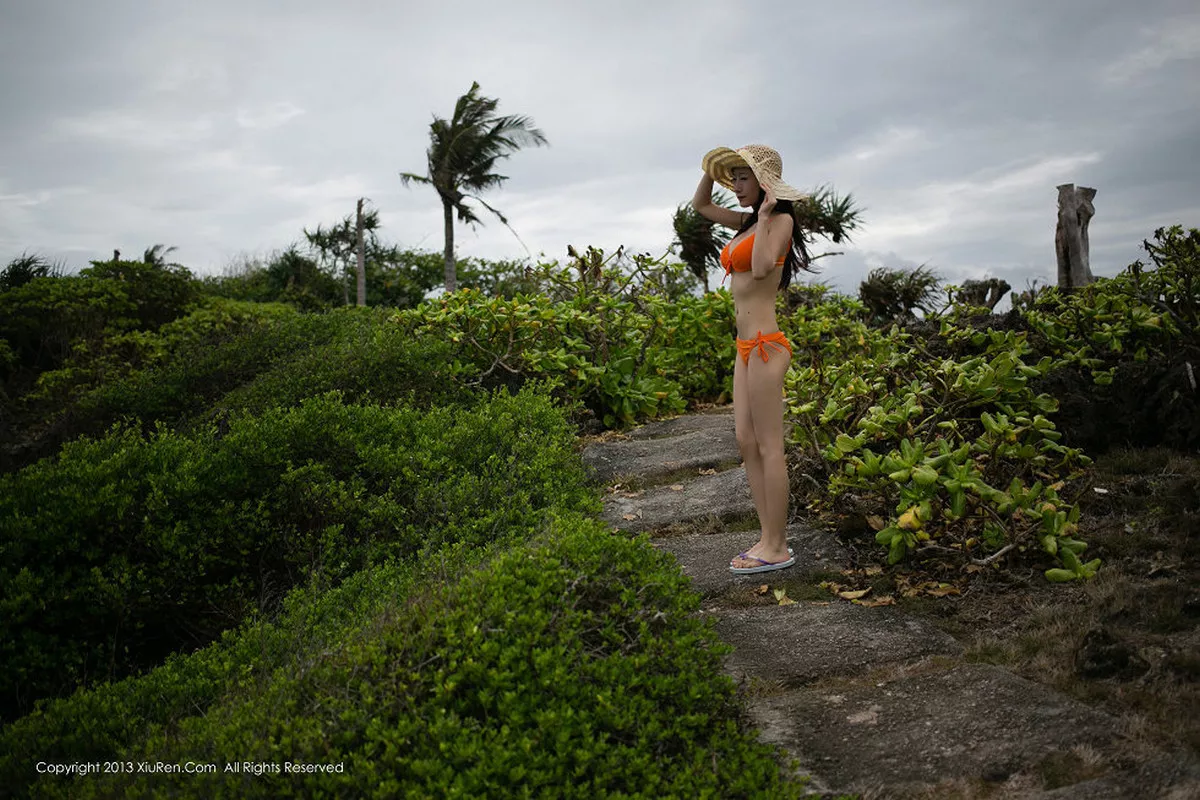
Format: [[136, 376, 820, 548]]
[[581, 407, 1200, 799]]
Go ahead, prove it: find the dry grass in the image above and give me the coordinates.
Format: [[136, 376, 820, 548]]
[[917, 446, 1200, 761]]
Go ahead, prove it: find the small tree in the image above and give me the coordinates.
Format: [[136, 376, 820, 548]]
[[142, 244, 181, 268], [304, 204, 381, 305], [671, 189, 737, 293], [858, 265, 941, 325], [954, 278, 1011, 311], [400, 81, 548, 293], [1, 253, 65, 291]]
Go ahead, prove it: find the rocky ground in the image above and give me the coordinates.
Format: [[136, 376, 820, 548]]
[[580, 406, 1200, 799]]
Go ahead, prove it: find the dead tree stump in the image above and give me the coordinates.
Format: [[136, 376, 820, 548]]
[[1056, 184, 1097, 290], [955, 278, 1012, 311]]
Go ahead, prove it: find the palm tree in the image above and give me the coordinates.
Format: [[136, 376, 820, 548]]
[[672, 188, 738, 293], [142, 244, 180, 267], [305, 205, 381, 305], [1, 252, 64, 290], [679, 183, 865, 293], [858, 265, 941, 325], [400, 81, 548, 293]]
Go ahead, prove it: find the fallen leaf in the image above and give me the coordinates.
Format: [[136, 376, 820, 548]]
[[698, 468, 717, 475], [670, 484, 684, 491], [856, 596, 896, 607], [924, 583, 961, 597], [1093, 487, 1109, 494], [755, 584, 770, 595], [838, 588, 871, 600], [866, 515, 886, 531], [862, 566, 883, 576], [773, 588, 796, 606], [621, 514, 638, 520]]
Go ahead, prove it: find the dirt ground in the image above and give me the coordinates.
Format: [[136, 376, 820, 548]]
[[874, 445, 1200, 777]]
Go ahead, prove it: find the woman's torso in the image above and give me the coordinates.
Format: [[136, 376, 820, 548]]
[[721, 229, 786, 340]]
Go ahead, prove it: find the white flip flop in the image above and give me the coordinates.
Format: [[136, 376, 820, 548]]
[[729, 551, 796, 574]]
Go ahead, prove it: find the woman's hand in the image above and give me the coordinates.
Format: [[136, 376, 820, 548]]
[[759, 184, 778, 218]]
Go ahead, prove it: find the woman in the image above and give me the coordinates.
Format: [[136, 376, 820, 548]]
[[692, 144, 816, 574]]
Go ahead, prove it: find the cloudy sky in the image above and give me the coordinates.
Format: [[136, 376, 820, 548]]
[[2, 0, 1197, 305]]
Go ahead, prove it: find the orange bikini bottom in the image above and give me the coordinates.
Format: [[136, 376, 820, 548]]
[[736, 330, 792, 365]]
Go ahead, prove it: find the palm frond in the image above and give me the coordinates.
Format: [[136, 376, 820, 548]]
[[399, 172, 432, 187]]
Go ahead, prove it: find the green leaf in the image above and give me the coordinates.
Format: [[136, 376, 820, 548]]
[[911, 465, 938, 487], [1045, 568, 1078, 583]]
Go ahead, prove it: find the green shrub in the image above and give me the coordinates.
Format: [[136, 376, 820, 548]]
[[5, 303, 472, 473], [19, 516, 803, 799], [1023, 225, 1200, 451], [201, 305, 470, 422], [0, 555, 428, 794], [783, 295, 1096, 580], [394, 252, 737, 428], [0, 385, 598, 719]]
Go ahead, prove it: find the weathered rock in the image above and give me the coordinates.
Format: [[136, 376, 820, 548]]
[[582, 428, 740, 484], [748, 663, 1121, 797], [600, 467, 754, 532], [1074, 626, 1150, 680], [1029, 753, 1200, 799], [710, 602, 962, 688], [653, 524, 850, 597], [623, 409, 733, 440]]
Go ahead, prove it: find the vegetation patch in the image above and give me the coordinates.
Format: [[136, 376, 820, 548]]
[[7, 517, 807, 799], [0, 385, 597, 719]]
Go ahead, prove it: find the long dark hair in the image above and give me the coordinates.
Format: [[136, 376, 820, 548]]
[[734, 196, 818, 291]]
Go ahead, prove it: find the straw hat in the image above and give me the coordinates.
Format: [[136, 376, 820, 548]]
[[701, 144, 808, 202]]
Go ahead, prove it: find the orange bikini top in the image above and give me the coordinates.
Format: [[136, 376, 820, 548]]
[[720, 232, 787, 283]]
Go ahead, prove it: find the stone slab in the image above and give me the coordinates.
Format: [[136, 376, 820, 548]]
[[600, 467, 754, 532], [582, 428, 739, 484], [748, 663, 1122, 797], [710, 602, 963, 688], [653, 524, 851, 598], [624, 410, 734, 440], [1030, 755, 1200, 800]]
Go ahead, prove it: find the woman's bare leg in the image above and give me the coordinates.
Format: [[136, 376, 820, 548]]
[[731, 349, 791, 568], [733, 356, 769, 538]]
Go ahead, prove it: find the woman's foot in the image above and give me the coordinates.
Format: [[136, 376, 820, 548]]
[[729, 542, 794, 573]]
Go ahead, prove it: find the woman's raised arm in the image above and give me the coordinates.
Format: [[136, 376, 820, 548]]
[[692, 173, 746, 230]]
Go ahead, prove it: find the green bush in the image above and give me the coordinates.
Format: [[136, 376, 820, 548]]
[[782, 294, 1096, 581], [0, 385, 598, 719], [201, 305, 470, 422], [0, 554, 428, 794], [5, 302, 472, 473], [15, 516, 803, 799], [0, 261, 198, 394], [1023, 225, 1200, 451], [394, 252, 736, 428]]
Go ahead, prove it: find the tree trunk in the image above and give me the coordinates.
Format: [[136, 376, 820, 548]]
[[356, 198, 366, 307], [442, 199, 456, 293], [1056, 184, 1097, 290]]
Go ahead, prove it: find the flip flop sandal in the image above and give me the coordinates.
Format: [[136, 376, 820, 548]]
[[729, 552, 796, 574]]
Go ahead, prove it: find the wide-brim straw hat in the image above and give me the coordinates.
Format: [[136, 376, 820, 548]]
[[701, 144, 809, 202]]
